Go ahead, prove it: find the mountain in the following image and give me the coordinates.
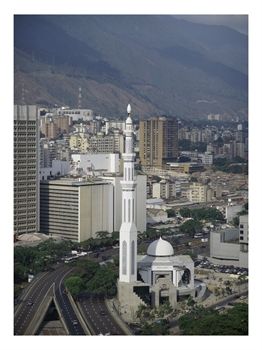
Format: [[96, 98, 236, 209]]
[[14, 15, 248, 119]]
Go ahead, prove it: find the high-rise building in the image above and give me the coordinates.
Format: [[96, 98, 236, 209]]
[[139, 116, 178, 167], [14, 105, 39, 236]]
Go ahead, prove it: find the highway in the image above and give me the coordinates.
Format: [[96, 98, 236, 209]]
[[54, 269, 85, 335], [14, 265, 86, 335], [78, 296, 125, 335]]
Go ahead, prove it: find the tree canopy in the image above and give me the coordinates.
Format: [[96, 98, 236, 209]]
[[178, 304, 248, 335]]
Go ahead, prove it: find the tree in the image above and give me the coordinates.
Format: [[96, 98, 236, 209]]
[[233, 216, 240, 227], [179, 207, 191, 218], [85, 264, 118, 297], [166, 209, 176, 218], [178, 304, 248, 335], [64, 276, 85, 297], [180, 219, 202, 235]]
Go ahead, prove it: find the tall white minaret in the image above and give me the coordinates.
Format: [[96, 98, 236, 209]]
[[119, 104, 137, 283]]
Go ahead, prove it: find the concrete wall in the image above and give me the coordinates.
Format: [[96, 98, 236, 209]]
[[210, 230, 239, 260], [79, 183, 114, 241], [226, 204, 243, 223]]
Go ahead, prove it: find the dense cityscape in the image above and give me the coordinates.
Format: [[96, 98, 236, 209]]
[[13, 13, 249, 339]]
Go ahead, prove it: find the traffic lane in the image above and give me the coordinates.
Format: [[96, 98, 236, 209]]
[[54, 270, 85, 335], [15, 266, 71, 334], [79, 296, 124, 335]]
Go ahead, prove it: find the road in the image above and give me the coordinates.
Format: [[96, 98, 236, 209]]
[[78, 296, 126, 335], [14, 265, 85, 335]]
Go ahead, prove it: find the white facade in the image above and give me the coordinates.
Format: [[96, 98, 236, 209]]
[[101, 175, 146, 233], [61, 108, 94, 121], [72, 153, 119, 174], [138, 237, 195, 292], [119, 105, 138, 283]]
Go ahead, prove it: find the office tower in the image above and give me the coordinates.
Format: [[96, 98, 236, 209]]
[[14, 105, 39, 235], [139, 116, 178, 167], [40, 178, 113, 242]]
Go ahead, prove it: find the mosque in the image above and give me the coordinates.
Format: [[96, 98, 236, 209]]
[[117, 105, 206, 322]]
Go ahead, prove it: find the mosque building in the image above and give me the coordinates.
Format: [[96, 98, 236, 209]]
[[117, 105, 206, 322]]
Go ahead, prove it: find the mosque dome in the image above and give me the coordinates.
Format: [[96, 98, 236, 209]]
[[147, 237, 174, 257]]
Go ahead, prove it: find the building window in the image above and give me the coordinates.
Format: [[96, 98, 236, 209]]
[[122, 241, 127, 275], [124, 199, 126, 222], [240, 237, 244, 241], [131, 240, 135, 275]]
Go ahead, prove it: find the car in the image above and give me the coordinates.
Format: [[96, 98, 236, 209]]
[[27, 301, 33, 306], [72, 320, 78, 325], [100, 310, 106, 316]]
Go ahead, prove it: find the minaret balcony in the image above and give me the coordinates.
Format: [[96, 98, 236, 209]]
[[122, 153, 136, 162], [120, 180, 137, 190]]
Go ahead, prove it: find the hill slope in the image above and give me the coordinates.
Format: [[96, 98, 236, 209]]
[[14, 15, 248, 119]]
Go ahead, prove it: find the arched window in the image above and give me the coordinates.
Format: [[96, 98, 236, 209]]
[[122, 241, 127, 275], [131, 240, 135, 275], [182, 268, 191, 285]]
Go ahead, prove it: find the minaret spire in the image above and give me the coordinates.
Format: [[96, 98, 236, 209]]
[[119, 104, 137, 283]]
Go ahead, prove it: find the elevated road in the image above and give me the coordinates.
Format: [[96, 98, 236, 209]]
[[14, 265, 86, 335]]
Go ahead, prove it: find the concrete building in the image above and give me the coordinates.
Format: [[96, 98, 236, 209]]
[[14, 105, 39, 235], [88, 133, 114, 153], [152, 180, 178, 199], [61, 108, 94, 121], [69, 133, 89, 153], [72, 153, 119, 175], [200, 152, 213, 165], [40, 178, 113, 242], [239, 215, 248, 268], [186, 183, 213, 203], [139, 116, 178, 167], [40, 160, 71, 180], [209, 216, 248, 268], [105, 120, 126, 134]]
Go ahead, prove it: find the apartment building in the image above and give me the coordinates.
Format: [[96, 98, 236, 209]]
[[139, 116, 178, 167]]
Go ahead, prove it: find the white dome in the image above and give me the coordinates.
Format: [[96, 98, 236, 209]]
[[147, 237, 174, 257]]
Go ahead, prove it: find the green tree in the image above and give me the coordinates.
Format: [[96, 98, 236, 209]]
[[180, 219, 202, 235], [64, 276, 85, 297], [166, 209, 176, 218], [179, 208, 191, 218], [178, 304, 248, 335]]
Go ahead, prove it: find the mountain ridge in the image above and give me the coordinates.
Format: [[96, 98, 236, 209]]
[[14, 15, 248, 119]]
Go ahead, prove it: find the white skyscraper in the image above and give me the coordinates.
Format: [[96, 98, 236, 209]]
[[119, 104, 137, 283]]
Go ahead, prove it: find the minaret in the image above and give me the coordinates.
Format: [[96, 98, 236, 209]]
[[119, 104, 137, 283]]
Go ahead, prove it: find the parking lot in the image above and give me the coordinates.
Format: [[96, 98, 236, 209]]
[[194, 258, 248, 276]]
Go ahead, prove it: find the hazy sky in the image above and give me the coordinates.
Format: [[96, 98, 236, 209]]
[[174, 15, 248, 34]]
